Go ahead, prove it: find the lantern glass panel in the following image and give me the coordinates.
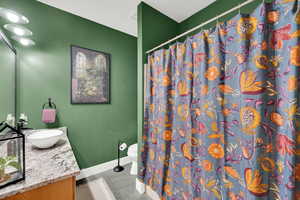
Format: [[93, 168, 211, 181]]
[[0, 130, 25, 188]]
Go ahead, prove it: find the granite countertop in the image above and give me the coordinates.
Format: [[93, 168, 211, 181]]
[[0, 127, 80, 199]]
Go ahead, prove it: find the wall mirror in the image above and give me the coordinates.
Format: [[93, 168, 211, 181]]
[[0, 29, 16, 125]]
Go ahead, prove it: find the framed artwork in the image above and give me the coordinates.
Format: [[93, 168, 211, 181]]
[[71, 45, 110, 104]]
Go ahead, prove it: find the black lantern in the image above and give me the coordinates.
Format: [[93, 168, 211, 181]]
[[0, 122, 25, 189]]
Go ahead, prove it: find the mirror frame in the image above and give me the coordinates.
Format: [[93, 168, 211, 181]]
[[0, 29, 17, 124]]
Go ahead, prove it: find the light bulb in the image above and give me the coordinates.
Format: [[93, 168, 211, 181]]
[[14, 27, 25, 36], [11, 36, 35, 46], [21, 16, 27, 21], [6, 12, 20, 23], [20, 38, 30, 46], [4, 24, 32, 36]]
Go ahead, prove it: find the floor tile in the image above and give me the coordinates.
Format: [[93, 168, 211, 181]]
[[76, 164, 151, 200]]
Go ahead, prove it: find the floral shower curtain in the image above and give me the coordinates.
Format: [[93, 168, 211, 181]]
[[140, 0, 300, 199]]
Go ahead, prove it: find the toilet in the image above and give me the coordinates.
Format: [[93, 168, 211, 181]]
[[127, 143, 138, 175]]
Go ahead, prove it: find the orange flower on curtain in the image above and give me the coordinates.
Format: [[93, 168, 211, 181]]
[[208, 143, 224, 159]]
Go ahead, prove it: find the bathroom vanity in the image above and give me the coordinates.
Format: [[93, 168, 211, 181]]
[[0, 128, 80, 200]]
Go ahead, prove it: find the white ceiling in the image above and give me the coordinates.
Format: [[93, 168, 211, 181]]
[[37, 0, 216, 37]]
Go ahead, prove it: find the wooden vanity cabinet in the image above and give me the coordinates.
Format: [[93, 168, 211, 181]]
[[3, 177, 76, 200]]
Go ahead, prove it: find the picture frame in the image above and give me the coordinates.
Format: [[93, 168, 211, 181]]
[[71, 45, 110, 104]]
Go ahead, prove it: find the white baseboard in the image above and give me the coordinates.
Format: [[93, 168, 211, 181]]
[[77, 156, 131, 180]]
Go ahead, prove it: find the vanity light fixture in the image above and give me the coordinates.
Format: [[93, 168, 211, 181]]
[[6, 12, 19, 23], [0, 7, 29, 24], [4, 24, 32, 36], [11, 36, 35, 46]]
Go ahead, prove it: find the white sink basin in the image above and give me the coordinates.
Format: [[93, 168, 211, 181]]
[[27, 130, 64, 149]]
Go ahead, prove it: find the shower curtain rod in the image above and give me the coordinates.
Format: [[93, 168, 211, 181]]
[[146, 0, 257, 54]]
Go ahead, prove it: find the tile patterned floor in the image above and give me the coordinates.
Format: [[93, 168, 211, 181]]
[[77, 164, 151, 200], [77, 179, 110, 200]]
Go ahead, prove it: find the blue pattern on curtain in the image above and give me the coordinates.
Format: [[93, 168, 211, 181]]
[[140, 0, 300, 199]]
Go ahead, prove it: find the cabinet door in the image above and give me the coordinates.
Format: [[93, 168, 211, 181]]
[[4, 177, 76, 200]]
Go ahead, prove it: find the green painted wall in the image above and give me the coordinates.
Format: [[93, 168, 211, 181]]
[[179, 0, 269, 34], [0, 0, 137, 169], [137, 2, 179, 163]]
